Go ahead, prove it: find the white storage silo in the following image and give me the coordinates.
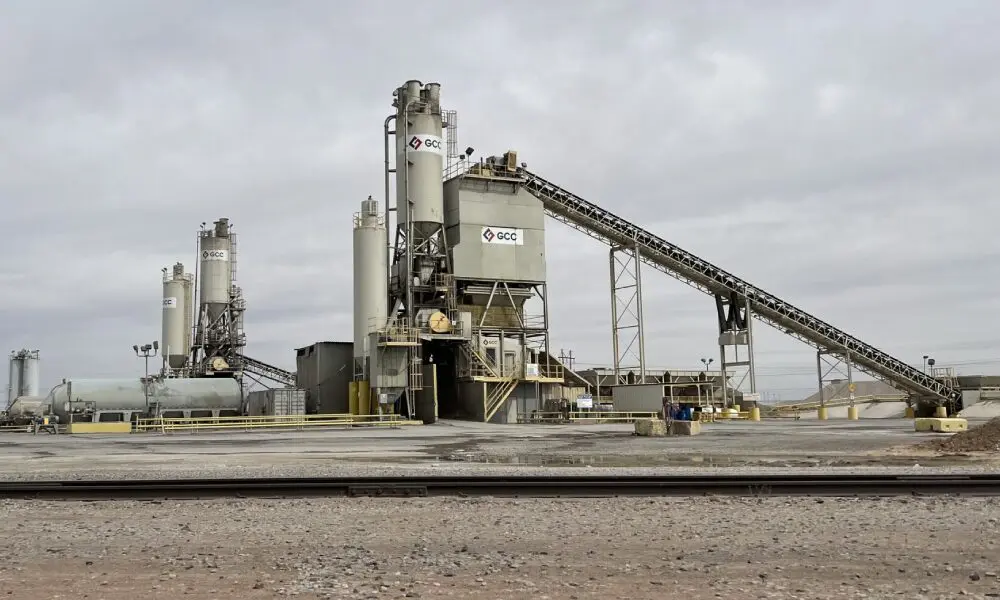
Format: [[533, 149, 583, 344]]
[[19, 350, 39, 397], [6, 352, 21, 409], [199, 218, 232, 322], [394, 81, 445, 261], [7, 349, 41, 408], [162, 263, 194, 369], [353, 197, 388, 375]]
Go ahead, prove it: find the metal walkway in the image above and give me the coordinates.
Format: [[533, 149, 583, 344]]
[[517, 167, 961, 405]]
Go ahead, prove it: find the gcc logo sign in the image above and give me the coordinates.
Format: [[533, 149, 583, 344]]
[[481, 226, 523, 246], [406, 135, 443, 154], [202, 249, 228, 261]]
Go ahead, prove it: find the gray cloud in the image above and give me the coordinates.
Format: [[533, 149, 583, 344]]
[[1, 0, 998, 400]]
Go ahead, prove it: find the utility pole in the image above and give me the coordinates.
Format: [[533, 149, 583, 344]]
[[133, 342, 159, 414]]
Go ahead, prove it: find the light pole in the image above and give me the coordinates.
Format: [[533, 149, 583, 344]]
[[922, 355, 935, 374], [134, 342, 159, 414], [700, 357, 714, 371]]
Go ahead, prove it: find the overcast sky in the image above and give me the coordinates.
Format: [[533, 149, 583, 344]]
[[2, 0, 998, 401]]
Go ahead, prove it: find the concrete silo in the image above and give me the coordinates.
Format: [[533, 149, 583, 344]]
[[6, 349, 40, 409], [199, 218, 232, 323], [20, 350, 39, 397], [162, 262, 194, 370], [6, 353, 21, 410], [393, 80, 446, 289], [352, 197, 388, 410]]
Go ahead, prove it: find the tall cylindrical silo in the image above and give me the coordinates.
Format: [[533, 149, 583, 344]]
[[19, 350, 40, 398], [199, 218, 232, 322], [6, 352, 22, 409], [353, 198, 388, 375], [394, 80, 445, 241], [162, 263, 193, 369]]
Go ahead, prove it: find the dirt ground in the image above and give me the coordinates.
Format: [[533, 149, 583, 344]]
[[1, 496, 998, 600]]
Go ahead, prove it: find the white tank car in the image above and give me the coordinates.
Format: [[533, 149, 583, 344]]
[[47, 378, 243, 422], [6, 396, 47, 417]]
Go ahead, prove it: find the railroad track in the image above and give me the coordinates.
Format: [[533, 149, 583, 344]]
[[3, 474, 1000, 500]]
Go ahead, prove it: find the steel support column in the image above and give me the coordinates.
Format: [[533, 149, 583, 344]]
[[610, 242, 646, 385], [816, 350, 855, 408]]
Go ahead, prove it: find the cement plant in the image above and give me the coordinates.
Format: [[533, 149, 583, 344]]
[[3, 79, 996, 433], [4, 78, 1000, 600]]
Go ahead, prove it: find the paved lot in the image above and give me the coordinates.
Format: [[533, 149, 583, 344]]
[[0, 418, 994, 479]]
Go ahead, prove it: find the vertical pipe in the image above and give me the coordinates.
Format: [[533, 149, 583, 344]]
[[633, 241, 646, 385], [541, 283, 551, 378], [383, 114, 396, 318]]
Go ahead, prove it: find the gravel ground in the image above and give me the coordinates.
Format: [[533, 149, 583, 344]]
[[2, 496, 999, 599], [4, 461, 1000, 481]]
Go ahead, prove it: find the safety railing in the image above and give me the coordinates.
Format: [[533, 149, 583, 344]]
[[376, 324, 421, 346], [133, 413, 422, 433], [516, 411, 660, 424], [763, 393, 909, 416]]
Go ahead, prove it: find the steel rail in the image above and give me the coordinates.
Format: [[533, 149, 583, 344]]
[[3, 474, 1000, 500]]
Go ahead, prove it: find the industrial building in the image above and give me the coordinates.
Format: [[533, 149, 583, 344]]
[[2, 77, 991, 428]]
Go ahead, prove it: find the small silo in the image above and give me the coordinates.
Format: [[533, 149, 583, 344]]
[[353, 197, 388, 376], [162, 263, 194, 369], [199, 218, 233, 322]]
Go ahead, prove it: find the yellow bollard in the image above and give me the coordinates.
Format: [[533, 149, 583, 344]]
[[749, 406, 761, 422], [847, 406, 859, 421], [904, 406, 915, 419], [817, 406, 829, 420], [348, 381, 359, 415], [934, 405, 947, 418], [358, 380, 371, 416]]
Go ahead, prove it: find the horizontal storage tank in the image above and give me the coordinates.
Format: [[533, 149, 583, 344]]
[[6, 395, 47, 417], [48, 377, 243, 421]]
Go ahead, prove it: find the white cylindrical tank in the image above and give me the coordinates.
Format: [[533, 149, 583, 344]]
[[47, 377, 243, 421], [394, 80, 445, 237], [20, 351, 39, 397], [353, 198, 389, 371], [7, 353, 22, 409], [7, 395, 46, 417], [162, 263, 194, 369], [199, 218, 232, 321]]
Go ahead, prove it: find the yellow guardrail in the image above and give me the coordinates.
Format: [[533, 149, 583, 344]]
[[517, 411, 660, 424], [134, 413, 423, 433]]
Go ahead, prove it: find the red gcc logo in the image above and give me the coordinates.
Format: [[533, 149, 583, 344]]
[[408, 136, 423, 150], [482, 228, 495, 242]]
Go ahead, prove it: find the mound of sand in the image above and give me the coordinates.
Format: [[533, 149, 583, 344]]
[[925, 417, 1000, 453]]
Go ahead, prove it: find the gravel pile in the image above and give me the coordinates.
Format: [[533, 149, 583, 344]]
[[1, 496, 999, 600], [927, 417, 1000, 452]]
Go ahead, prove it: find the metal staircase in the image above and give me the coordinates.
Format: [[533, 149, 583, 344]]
[[515, 166, 962, 405], [457, 344, 519, 421], [485, 377, 519, 422]]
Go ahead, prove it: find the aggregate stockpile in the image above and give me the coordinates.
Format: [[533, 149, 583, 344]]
[[926, 417, 1000, 453]]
